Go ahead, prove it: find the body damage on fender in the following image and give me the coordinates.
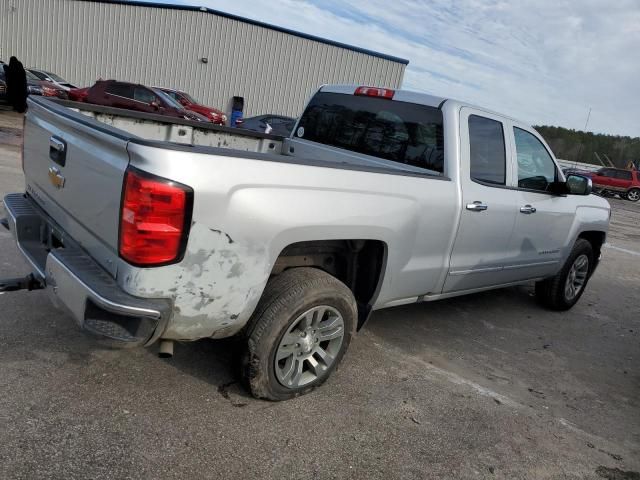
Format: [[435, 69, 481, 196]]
[[119, 223, 270, 340]]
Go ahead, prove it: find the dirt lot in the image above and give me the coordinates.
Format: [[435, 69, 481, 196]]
[[0, 110, 638, 479]]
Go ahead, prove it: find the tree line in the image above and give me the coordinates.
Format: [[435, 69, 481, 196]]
[[535, 125, 640, 169]]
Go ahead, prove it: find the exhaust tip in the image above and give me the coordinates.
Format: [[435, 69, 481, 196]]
[[158, 340, 174, 358]]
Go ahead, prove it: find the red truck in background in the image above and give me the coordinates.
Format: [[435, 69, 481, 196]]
[[154, 87, 227, 125], [589, 167, 640, 202]]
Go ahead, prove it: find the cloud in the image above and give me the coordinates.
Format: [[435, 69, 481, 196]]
[[139, 0, 640, 136]]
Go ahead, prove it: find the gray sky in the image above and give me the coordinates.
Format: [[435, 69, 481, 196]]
[[144, 0, 640, 137]]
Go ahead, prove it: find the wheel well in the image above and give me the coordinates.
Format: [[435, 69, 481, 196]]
[[578, 231, 606, 268], [271, 240, 387, 329]]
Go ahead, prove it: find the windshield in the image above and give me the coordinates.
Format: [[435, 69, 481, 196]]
[[179, 91, 198, 104], [25, 70, 39, 81], [152, 88, 184, 109], [44, 71, 66, 82]]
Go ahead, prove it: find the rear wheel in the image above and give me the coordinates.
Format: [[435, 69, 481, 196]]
[[241, 268, 357, 400], [535, 239, 593, 310], [626, 188, 640, 202]]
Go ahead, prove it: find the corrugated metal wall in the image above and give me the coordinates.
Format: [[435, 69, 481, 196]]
[[0, 0, 406, 117]]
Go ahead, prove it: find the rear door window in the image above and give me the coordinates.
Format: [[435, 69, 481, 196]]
[[468, 115, 506, 185], [297, 92, 444, 174], [105, 83, 134, 99], [614, 170, 632, 180]]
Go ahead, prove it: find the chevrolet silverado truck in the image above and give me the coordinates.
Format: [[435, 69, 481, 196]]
[[1, 85, 610, 400]]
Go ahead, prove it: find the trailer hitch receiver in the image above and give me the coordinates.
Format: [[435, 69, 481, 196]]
[[0, 274, 44, 293]]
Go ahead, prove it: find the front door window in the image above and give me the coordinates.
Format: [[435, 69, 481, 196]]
[[513, 128, 557, 192]]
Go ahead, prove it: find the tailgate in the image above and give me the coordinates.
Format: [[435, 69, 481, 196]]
[[22, 97, 132, 277]]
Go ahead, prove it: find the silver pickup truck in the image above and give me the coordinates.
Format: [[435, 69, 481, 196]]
[[2, 85, 610, 400]]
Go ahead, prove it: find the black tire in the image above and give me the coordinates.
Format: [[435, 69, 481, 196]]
[[241, 267, 357, 401], [535, 238, 594, 311], [626, 188, 640, 202]]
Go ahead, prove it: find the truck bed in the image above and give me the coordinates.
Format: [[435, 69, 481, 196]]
[[53, 99, 285, 154]]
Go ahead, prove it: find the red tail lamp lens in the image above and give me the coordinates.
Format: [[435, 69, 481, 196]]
[[119, 168, 192, 266]]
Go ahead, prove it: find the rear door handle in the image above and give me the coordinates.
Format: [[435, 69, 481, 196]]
[[520, 205, 537, 214], [466, 201, 488, 212]]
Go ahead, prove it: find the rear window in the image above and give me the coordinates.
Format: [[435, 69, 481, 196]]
[[296, 92, 444, 175]]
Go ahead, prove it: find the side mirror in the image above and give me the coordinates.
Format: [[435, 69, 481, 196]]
[[150, 100, 160, 110], [566, 174, 592, 195]]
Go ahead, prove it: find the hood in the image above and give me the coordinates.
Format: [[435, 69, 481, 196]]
[[182, 103, 226, 123]]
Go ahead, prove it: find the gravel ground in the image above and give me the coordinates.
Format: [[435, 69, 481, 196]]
[[0, 110, 638, 479]]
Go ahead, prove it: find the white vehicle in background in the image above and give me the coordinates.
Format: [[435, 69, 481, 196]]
[[27, 68, 77, 91]]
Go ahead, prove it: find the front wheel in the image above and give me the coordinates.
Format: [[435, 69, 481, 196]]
[[535, 239, 594, 310], [626, 188, 640, 202], [241, 268, 357, 401]]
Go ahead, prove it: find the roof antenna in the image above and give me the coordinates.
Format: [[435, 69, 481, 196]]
[[583, 107, 592, 131]]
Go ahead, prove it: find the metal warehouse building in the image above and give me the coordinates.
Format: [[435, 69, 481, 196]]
[[0, 0, 408, 118]]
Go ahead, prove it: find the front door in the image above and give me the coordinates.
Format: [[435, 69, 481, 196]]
[[444, 108, 520, 292], [503, 124, 575, 281]]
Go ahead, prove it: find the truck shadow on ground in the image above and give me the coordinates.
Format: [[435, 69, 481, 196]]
[[163, 283, 541, 404]]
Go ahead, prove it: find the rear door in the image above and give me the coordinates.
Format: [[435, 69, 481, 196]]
[[503, 124, 575, 281], [444, 108, 520, 292], [613, 170, 633, 191]]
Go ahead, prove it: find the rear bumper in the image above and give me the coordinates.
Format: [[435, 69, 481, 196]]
[[3, 193, 171, 347]]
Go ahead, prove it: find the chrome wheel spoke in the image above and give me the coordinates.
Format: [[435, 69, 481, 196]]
[[306, 355, 327, 377], [318, 315, 341, 332], [314, 346, 335, 366], [318, 325, 344, 341], [279, 356, 295, 381], [276, 343, 296, 361], [311, 307, 327, 327], [281, 357, 304, 387], [299, 311, 313, 330]]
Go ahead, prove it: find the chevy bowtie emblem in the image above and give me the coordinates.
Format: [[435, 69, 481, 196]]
[[48, 166, 66, 189]]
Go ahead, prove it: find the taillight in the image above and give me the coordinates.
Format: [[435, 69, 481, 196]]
[[119, 168, 193, 266], [354, 86, 395, 99]]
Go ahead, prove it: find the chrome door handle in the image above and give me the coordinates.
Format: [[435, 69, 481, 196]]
[[520, 205, 537, 214], [466, 201, 488, 212], [49, 136, 67, 167]]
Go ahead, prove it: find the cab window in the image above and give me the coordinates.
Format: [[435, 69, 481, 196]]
[[297, 92, 444, 174], [513, 127, 557, 192]]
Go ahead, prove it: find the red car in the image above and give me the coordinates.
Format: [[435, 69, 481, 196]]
[[154, 87, 227, 125], [68, 86, 89, 102], [83, 80, 207, 122], [589, 167, 640, 202]]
